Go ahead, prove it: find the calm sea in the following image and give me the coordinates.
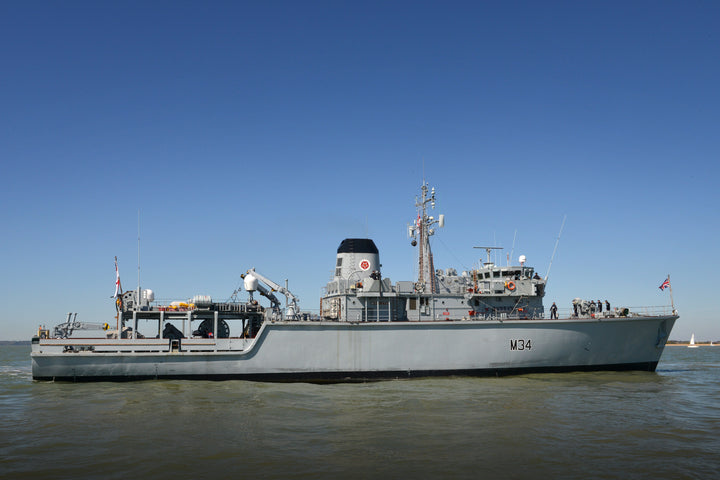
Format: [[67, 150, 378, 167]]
[[1, 345, 718, 480]]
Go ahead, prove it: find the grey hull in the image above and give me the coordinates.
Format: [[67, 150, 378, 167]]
[[32, 315, 677, 382]]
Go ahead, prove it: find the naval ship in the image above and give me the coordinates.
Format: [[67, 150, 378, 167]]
[[31, 183, 678, 382]]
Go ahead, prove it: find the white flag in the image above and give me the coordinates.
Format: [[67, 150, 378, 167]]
[[112, 257, 122, 298]]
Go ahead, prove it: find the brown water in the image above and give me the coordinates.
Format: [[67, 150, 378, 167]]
[[1, 345, 718, 479]]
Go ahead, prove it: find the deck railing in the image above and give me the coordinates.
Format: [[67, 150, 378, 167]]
[[547, 305, 676, 319]]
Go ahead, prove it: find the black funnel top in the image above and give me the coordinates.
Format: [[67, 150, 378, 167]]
[[337, 238, 378, 254]]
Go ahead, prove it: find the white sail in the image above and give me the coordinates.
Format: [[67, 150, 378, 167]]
[[688, 333, 699, 348]]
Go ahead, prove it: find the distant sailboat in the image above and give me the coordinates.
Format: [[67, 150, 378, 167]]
[[688, 333, 699, 348]]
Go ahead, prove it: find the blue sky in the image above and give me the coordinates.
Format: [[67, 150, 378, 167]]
[[1, 1, 718, 341]]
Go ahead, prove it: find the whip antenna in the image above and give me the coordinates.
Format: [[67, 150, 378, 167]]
[[509, 229, 517, 266], [545, 215, 566, 283], [137, 209, 141, 294]]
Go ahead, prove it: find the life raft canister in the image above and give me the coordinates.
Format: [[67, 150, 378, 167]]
[[505, 281, 516, 291]]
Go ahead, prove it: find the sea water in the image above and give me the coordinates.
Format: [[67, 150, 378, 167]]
[[1, 345, 718, 479]]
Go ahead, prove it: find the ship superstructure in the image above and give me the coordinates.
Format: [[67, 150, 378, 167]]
[[320, 182, 546, 323]]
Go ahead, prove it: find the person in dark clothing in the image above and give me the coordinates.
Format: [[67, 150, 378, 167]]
[[605, 300, 610, 311], [550, 302, 558, 319], [597, 299, 603, 313]]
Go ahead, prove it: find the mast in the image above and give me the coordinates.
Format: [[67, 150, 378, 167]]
[[114, 256, 122, 334], [410, 182, 443, 294], [668, 274, 676, 314]]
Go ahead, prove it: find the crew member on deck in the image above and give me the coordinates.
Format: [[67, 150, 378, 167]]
[[597, 299, 603, 313], [550, 302, 558, 319], [605, 300, 610, 311]]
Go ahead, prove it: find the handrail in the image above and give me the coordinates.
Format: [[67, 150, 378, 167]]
[[547, 305, 677, 319]]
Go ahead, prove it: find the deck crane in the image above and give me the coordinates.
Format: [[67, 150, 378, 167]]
[[52, 313, 110, 338], [240, 268, 299, 320]]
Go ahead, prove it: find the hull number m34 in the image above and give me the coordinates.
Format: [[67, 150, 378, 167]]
[[510, 339, 532, 351]]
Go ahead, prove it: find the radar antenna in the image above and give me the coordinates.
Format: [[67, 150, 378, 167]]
[[474, 246, 503, 267]]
